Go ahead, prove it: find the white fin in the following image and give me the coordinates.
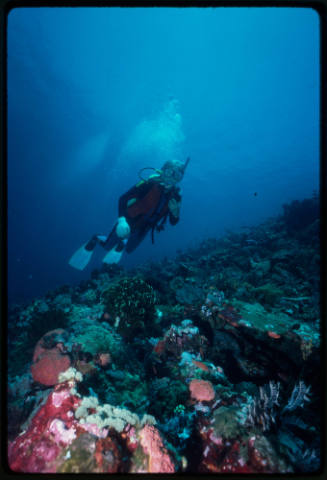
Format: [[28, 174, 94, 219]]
[[96, 235, 107, 242], [103, 247, 124, 264], [69, 243, 93, 270]]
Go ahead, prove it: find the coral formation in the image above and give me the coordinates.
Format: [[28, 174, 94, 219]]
[[30, 330, 72, 386], [75, 395, 156, 433], [189, 379, 215, 402], [139, 424, 176, 473], [31, 350, 71, 386], [101, 276, 157, 339], [7, 196, 320, 473]]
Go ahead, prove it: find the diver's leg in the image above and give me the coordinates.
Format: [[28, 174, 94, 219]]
[[102, 223, 119, 251], [85, 234, 108, 250], [125, 228, 149, 253], [102, 222, 130, 264]]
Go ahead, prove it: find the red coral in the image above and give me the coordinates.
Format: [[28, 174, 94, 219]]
[[32, 329, 66, 362], [139, 425, 175, 473], [31, 350, 71, 386], [122, 425, 138, 452], [8, 384, 81, 472], [189, 379, 215, 402], [200, 438, 254, 473], [30, 329, 71, 386], [199, 424, 290, 474], [94, 437, 121, 473]]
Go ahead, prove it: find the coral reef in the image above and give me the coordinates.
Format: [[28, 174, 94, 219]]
[[101, 276, 157, 339], [282, 195, 319, 233], [138, 424, 176, 473], [30, 330, 71, 386], [7, 195, 321, 473], [189, 379, 215, 402]]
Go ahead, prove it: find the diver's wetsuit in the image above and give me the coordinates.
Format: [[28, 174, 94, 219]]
[[86, 178, 181, 254]]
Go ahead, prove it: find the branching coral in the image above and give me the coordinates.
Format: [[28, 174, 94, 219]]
[[101, 277, 157, 339]]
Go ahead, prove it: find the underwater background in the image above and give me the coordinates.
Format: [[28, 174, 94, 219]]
[[7, 6, 321, 475], [8, 7, 319, 305]]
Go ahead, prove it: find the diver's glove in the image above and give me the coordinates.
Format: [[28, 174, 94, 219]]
[[168, 198, 180, 219], [116, 216, 131, 239]]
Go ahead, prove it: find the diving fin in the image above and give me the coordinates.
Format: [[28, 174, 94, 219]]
[[96, 235, 107, 243], [102, 243, 125, 264], [69, 243, 94, 270]]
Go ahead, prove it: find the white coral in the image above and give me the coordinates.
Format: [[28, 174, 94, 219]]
[[75, 396, 156, 433], [58, 367, 83, 384]]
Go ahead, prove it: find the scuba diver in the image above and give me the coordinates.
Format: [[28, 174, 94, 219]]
[[69, 157, 190, 270]]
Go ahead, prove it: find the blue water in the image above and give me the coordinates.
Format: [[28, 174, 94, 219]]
[[7, 7, 320, 305]]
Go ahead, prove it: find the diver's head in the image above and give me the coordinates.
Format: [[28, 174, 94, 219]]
[[159, 159, 187, 188]]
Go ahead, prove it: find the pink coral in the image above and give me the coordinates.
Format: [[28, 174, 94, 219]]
[[8, 384, 81, 472], [139, 425, 175, 473], [32, 329, 66, 362], [31, 329, 71, 386], [81, 422, 108, 438], [48, 419, 77, 445], [189, 379, 215, 402], [31, 349, 71, 386], [52, 389, 72, 408]]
